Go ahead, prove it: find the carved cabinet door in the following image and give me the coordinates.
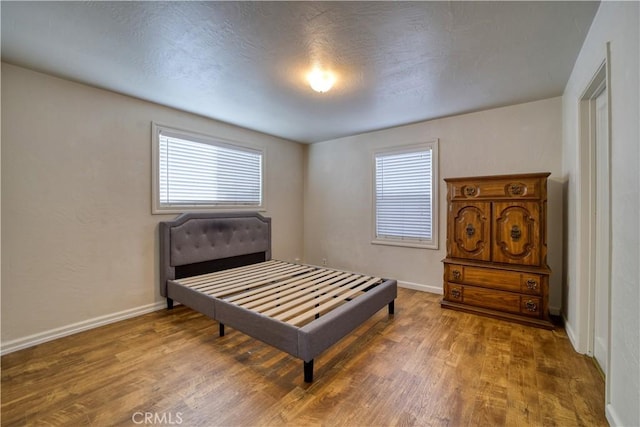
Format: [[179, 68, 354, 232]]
[[449, 202, 491, 261], [492, 202, 540, 266]]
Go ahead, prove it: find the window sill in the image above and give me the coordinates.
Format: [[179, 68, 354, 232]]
[[152, 205, 266, 215], [371, 238, 438, 250]]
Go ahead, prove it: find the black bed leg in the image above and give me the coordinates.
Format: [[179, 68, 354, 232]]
[[219, 323, 225, 337], [388, 300, 395, 315], [167, 298, 174, 310], [303, 360, 314, 383]]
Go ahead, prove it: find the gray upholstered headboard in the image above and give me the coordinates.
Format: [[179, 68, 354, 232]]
[[159, 212, 272, 297]]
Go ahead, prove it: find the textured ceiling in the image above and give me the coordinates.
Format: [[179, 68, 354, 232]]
[[1, 1, 599, 143]]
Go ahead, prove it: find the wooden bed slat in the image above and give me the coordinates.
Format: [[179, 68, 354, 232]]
[[225, 269, 331, 304], [269, 274, 373, 321], [173, 260, 384, 327], [176, 263, 312, 292], [256, 272, 360, 315], [184, 262, 304, 289], [232, 269, 343, 307], [246, 272, 352, 313], [190, 264, 314, 295], [177, 260, 281, 285], [282, 277, 383, 326]]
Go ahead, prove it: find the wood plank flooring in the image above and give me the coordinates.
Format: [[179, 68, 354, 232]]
[[1, 289, 607, 426]]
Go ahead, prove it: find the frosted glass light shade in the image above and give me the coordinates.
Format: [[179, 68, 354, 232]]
[[307, 68, 336, 93]]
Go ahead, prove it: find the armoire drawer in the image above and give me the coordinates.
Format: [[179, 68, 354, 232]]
[[446, 264, 542, 295], [448, 176, 542, 200], [444, 283, 542, 317], [445, 284, 464, 302]]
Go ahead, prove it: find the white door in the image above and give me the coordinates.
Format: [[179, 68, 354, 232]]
[[593, 86, 610, 374]]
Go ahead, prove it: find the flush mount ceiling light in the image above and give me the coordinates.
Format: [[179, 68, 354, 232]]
[[307, 68, 336, 93]]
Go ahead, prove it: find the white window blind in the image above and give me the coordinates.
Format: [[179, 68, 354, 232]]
[[374, 142, 438, 248], [153, 124, 263, 212]]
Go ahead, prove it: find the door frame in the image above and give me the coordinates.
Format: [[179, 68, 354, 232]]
[[577, 44, 612, 402]]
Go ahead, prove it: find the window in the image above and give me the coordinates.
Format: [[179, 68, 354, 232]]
[[152, 123, 264, 213], [373, 141, 438, 249]]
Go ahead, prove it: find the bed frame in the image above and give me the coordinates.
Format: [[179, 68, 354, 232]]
[[159, 212, 397, 382]]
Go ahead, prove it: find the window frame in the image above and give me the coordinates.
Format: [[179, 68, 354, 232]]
[[371, 140, 439, 249], [151, 122, 266, 214]]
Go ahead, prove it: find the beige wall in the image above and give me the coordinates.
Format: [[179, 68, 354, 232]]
[[562, 2, 639, 425], [304, 97, 563, 310], [1, 63, 305, 349]]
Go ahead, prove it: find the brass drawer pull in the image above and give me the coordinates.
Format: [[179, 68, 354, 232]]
[[465, 224, 475, 237], [525, 300, 538, 312], [511, 225, 521, 241], [452, 270, 461, 280], [464, 186, 477, 197], [509, 183, 523, 195], [526, 279, 538, 290], [451, 289, 461, 299]]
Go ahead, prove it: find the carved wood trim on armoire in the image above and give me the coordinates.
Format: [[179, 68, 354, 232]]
[[441, 172, 554, 329]]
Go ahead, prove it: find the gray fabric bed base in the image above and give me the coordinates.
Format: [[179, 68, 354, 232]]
[[167, 276, 397, 382], [159, 212, 397, 382]]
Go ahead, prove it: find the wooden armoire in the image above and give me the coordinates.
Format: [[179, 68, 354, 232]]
[[441, 172, 554, 329]]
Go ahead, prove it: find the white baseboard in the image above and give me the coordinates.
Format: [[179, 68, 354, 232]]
[[563, 314, 581, 353], [605, 403, 624, 427], [0, 301, 167, 356], [1, 282, 441, 355], [398, 280, 443, 295], [548, 305, 561, 316], [0, 283, 559, 355]]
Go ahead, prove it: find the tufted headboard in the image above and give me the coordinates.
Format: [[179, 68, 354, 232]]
[[159, 212, 272, 297]]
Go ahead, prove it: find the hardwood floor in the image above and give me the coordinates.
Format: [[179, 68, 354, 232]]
[[1, 289, 607, 426]]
